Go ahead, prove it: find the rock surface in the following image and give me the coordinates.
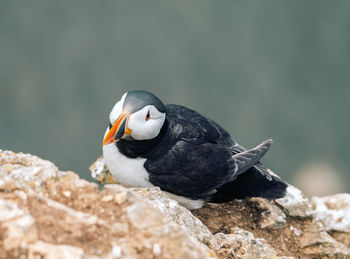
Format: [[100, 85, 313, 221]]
[[0, 151, 214, 259], [1, 151, 350, 259], [312, 193, 350, 247]]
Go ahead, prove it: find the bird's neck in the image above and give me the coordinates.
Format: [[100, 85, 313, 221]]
[[116, 120, 168, 159]]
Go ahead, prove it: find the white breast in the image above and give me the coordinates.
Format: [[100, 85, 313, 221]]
[[102, 128, 204, 209], [102, 140, 154, 188]]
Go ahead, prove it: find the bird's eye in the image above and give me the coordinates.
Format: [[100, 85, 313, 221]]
[[145, 110, 150, 121]]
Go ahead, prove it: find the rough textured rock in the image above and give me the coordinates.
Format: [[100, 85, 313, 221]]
[[312, 193, 350, 247], [91, 156, 350, 259], [0, 151, 215, 259], [89, 156, 115, 184], [298, 222, 350, 257], [250, 197, 286, 230], [1, 151, 350, 259], [132, 186, 215, 247], [212, 228, 279, 259], [275, 185, 313, 218], [312, 193, 350, 233]]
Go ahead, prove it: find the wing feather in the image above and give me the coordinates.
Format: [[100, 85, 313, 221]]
[[145, 140, 237, 200], [232, 139, 273, 181]]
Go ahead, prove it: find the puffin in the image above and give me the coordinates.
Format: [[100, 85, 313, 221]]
[[102, 90, 287, 209]]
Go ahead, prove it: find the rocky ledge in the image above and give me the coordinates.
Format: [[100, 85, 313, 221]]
[[1, 151, 349, 259]]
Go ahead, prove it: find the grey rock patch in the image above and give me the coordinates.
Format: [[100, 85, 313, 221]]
[[276, 185, 313, 218], [311, 193, 350, 233], [213, 228, 279, 259]]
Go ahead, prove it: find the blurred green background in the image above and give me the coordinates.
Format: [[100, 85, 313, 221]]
[[1, 1, 349, 196]]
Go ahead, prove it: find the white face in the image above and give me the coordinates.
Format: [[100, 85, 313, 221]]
[[127, 105, 166, 140], [108, 92, 166, 141]]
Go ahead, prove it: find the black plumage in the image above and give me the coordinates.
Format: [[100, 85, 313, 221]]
[[116, 104, 287, 202]]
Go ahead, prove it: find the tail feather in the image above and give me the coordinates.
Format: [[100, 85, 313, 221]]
[[208, 166, 288, 203]]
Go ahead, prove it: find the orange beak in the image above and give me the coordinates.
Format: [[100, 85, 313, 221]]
[[103, 111, 132, 146]]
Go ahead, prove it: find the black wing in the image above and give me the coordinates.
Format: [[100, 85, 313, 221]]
[[145, 139, 236, 200], [210, 120, 273, 181], [144, 105, 274, 200]]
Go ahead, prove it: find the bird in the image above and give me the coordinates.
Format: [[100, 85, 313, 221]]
[[102, 90, 287, 209]]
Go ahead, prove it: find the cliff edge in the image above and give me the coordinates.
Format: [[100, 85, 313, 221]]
[[1, 150, 349, 258]]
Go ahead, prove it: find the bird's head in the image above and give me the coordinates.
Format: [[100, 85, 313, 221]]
[[103, 90, 166, 145]]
